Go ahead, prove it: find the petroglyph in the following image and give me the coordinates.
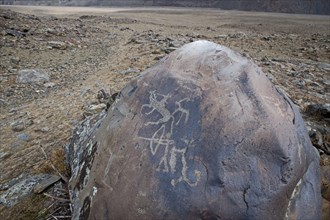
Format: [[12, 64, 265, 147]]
[[173, 98, 190, 125], [169, 146, 201, 187], [102, 148, 115, 190], [141, 91, 190, 134], [139, 91, 201, 187], [141, 91, 171, 124], [139, 125, 173, 172]]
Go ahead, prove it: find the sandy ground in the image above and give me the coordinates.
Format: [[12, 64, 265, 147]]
[[0, 5, 329, 219]]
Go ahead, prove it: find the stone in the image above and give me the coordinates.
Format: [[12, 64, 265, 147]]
[[17, 133, 29, 141], [228, 32, 246, 38], [67, 41, 321, 220], [215, 34, 228, 39], [47, 41, 67, 49], [163, 47, 177, 54], [119, 68, 140, 75], [0, 98, 6, 107], [317, 62, 330, 71], [323, 80, 330, 86], [0, 150, 11, 160], [10, 120, 25, 132], [10, 119, 33, 132], [313, 132, 327, 153], [307, 124, 330, 155], [8, 107, 21, 114], [25, 119, 34, 126], [97, 89, 109, 101], [41, 127, 50, 133], [84, 103, 107, 116], [16, 69, 49, 84], [5, 29, 24, 38], [33, 175, 61, 194], [44, 82, 56, 88], [35, 127, 50, 133], [10, 57, 20, 65], [305, 103, 330, 119], [169, 40, 183, 48], [0, 174, 51, 207], [46, 28, 57, 34]]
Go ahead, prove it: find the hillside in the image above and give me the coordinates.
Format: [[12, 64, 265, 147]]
[[1, 0, 330, 15]]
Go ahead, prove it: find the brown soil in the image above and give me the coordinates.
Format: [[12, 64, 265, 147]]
[[0, 5, 329, 219]]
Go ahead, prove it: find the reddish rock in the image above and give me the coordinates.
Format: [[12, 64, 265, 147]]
[[67, 41, 321, 219]]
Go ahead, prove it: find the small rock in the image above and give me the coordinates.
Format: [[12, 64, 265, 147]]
[[309, 129, 323, 146], [41, 127, 50, 133], [84, 103, 107, 116], [46, 28, 57, 34], [0, 150, 11, 160], [169, 40, 183, 48], [154, 55, 165, 60], [288, 34, 298, 40], [25, 119, 34, 126], [5, 29, 24, 38], [16, 69, 49, 84], [120, 27, 131, 31], [89, 103, 107, 111], [0, 98, 6, 107], [266, 73, 276, 82], [306, 123, 330, 154], [151, 49, 162, 55], [0, 174, 50, 207], [317, 62, 330, 71], [10, 57, 20, 65], [47, 41, 67, 49], [271, 58, 287, 63], [162, 47, 177, 54], [10, 120, 25, 132], [10, 118, 32, 132], [292, 79, 306, 87], [79, 15, 97, 19], [97, 89, 109, 101], [228, 32, 246, 38], [17, 133, 29, 141], [8, 107, 20, 114], [305, 103, 330, 118], [33, 175, 61, 194], [323, 80, 330, 86], [262, 36, 271, 41], [215, 34, 227, 39], [44, 82, 56, 88], [119, 68, 140, 75]]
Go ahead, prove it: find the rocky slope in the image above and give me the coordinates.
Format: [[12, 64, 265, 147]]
[[0, 6, 329, 219], [1, 0, 330, 15]]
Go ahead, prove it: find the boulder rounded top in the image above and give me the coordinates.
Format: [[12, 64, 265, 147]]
[[68, 40, 321, 220]]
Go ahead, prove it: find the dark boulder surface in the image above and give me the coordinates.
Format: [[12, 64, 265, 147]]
[[67, 40, 321, 219]]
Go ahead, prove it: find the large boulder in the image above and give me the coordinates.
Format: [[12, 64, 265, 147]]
[[67, 40, 321, 219]]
